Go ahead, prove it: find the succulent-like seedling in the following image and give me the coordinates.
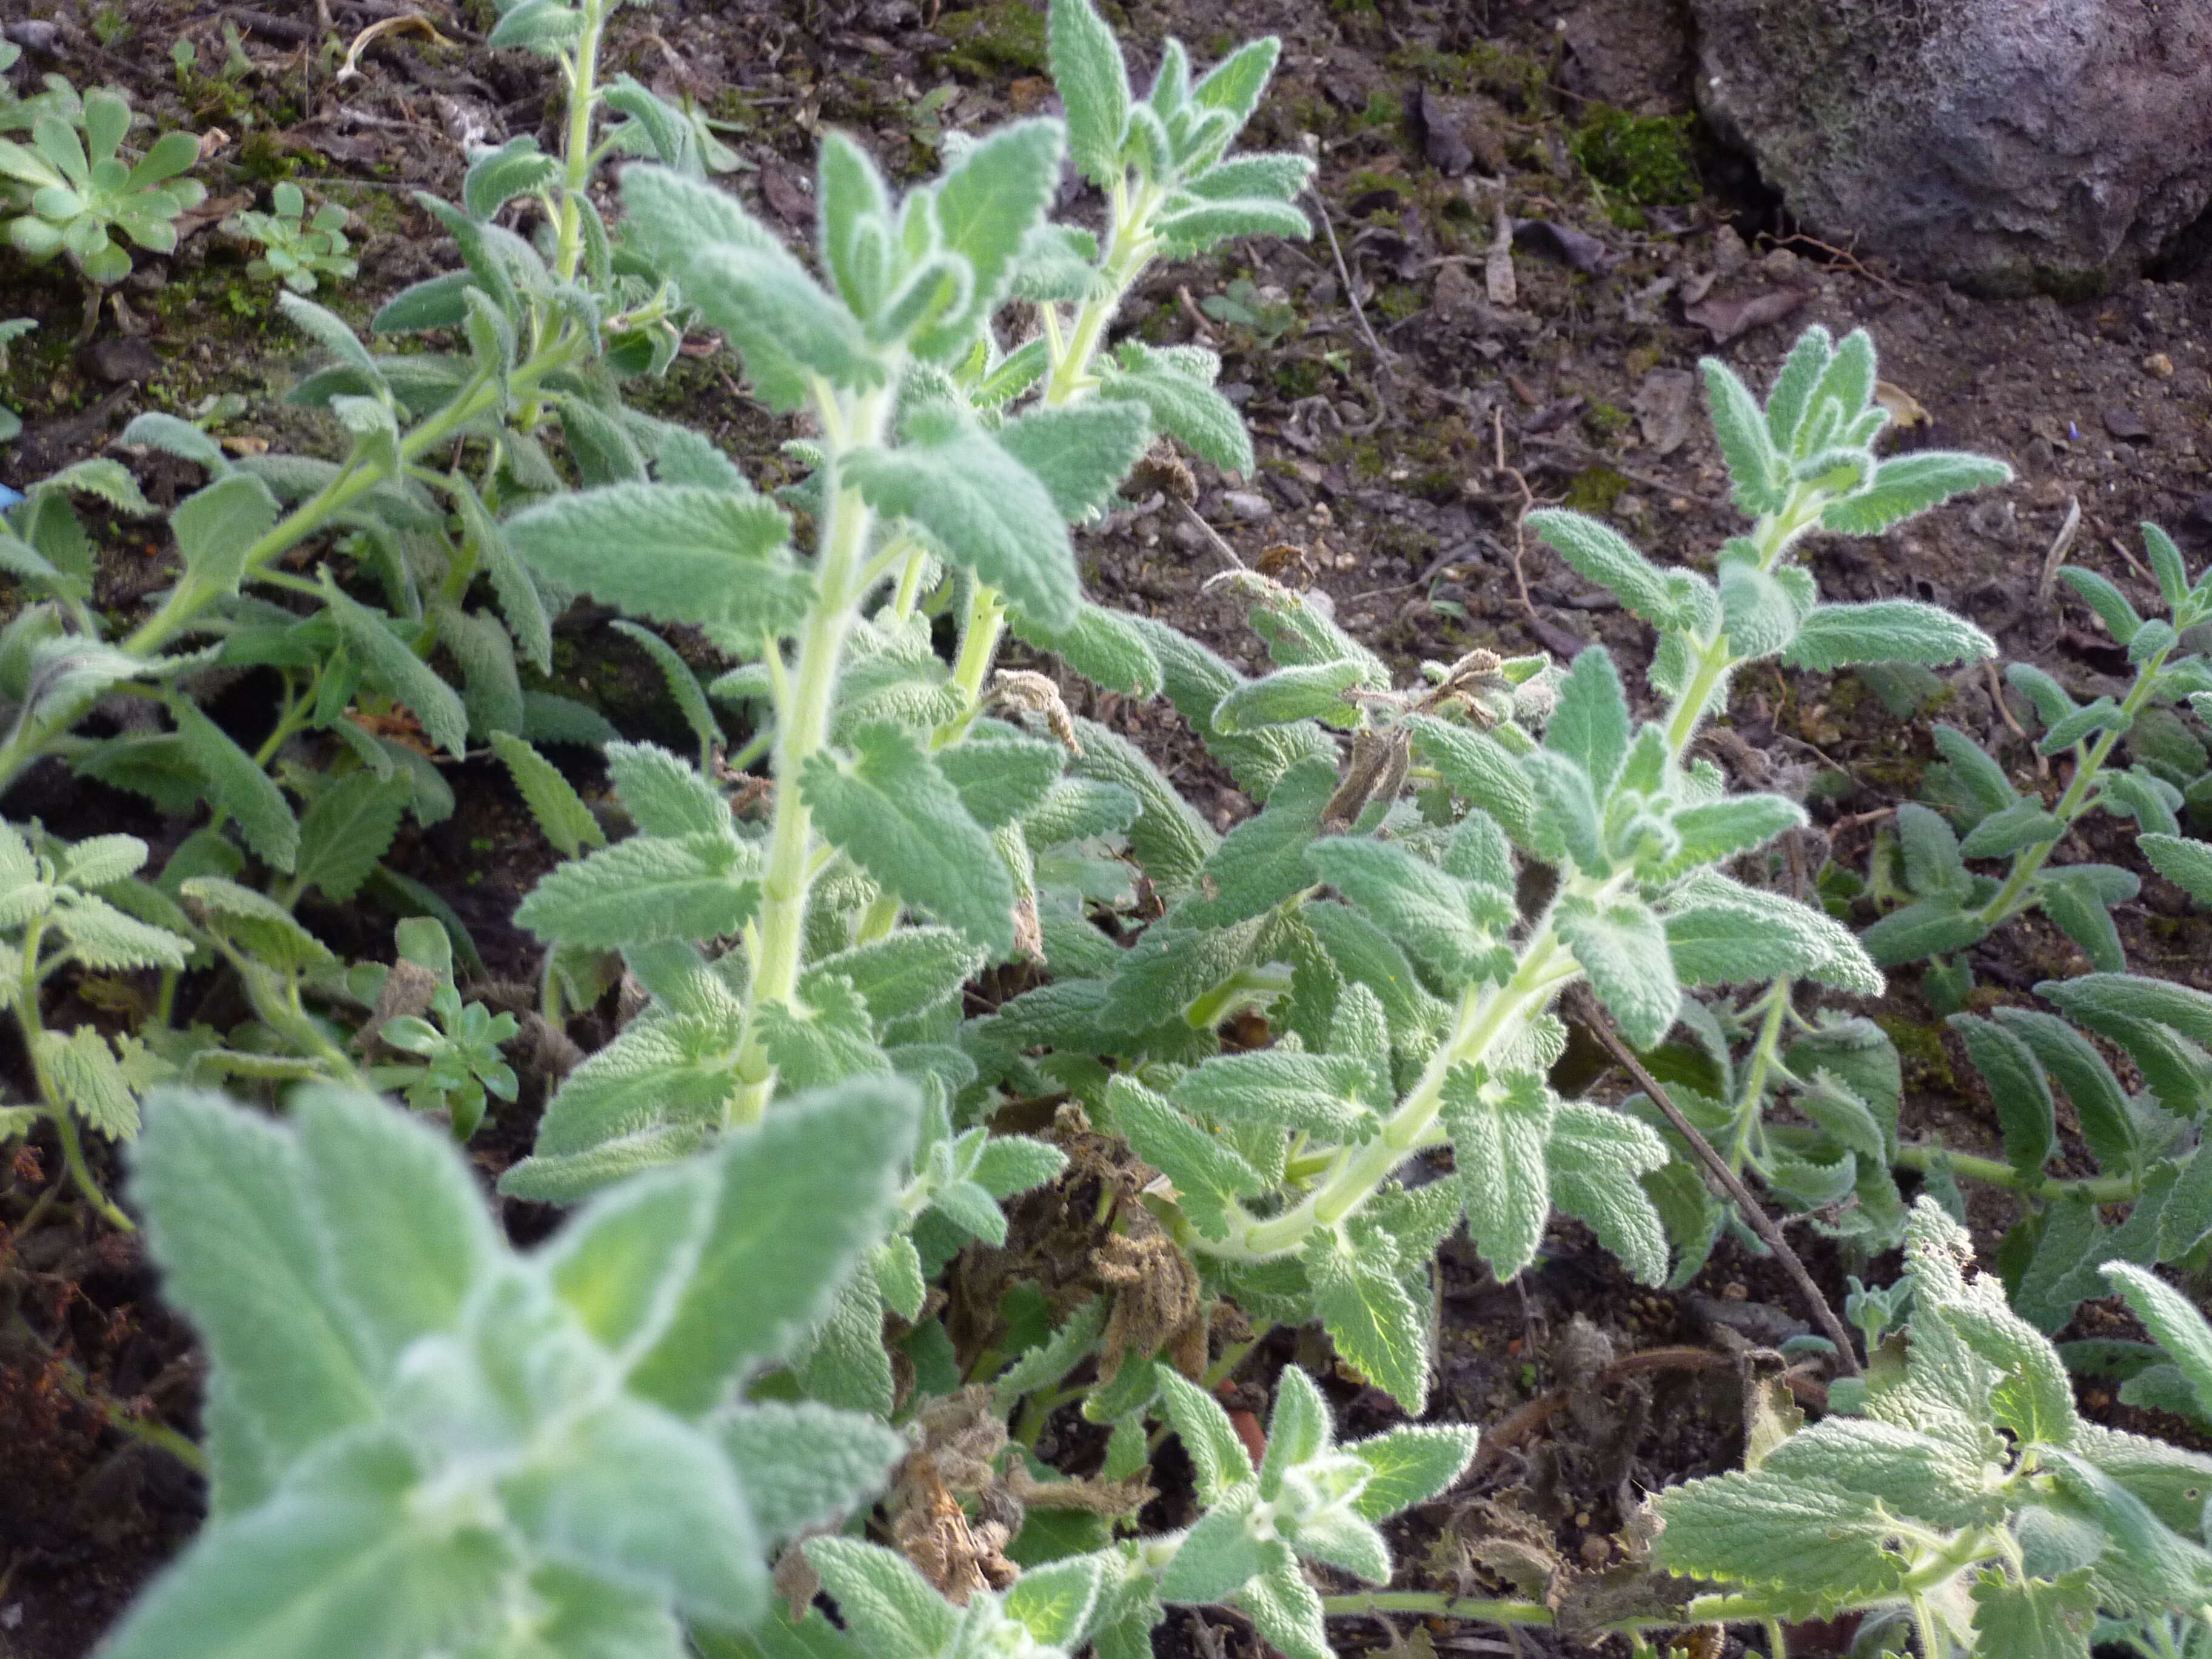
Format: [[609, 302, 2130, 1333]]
[[224, 181, 359, 295], [0, 86, 206, 285]]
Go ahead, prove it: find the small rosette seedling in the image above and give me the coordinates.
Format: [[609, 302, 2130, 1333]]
[[1652, 1199, 2212, 1658], [225, 181, 359, 295], [0, 86, 205, 284], [100, 1075, 921, 1659]]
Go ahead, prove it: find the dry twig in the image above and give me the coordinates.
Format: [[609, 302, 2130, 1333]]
[[1574, 991, 1863, 1376]]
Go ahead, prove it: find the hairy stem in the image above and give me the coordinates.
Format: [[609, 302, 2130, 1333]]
[[0, 337, 581, 803], [1972, 638, 2173, 930], [1894, 1141, 2140, 1205], [731, 379, 895, 1122], [552, 0, 612, 285], [18, 919, 134, 1231]]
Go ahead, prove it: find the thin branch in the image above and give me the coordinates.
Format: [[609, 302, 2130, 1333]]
[[1175, 496, 1249, 573], [1305, 186, 1394, 386], [1574, 991, 1863, 1376]]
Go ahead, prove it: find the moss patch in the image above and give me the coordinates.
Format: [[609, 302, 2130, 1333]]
[[1570, 104, 1698, 221], [936, 1, 1048, 76]]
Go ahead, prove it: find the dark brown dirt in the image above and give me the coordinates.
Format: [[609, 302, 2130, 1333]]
[[7, 0, 2212, 1654]]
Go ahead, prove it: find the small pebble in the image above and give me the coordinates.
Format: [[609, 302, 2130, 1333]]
[[2145, 352, 2176, 379], [1221, 490, 1272, 522]]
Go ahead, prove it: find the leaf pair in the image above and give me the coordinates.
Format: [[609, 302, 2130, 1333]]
[[109, 1076, 920, 1659]]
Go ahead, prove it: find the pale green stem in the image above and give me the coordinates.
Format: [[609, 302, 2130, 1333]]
[[18, 918, 133, 1231], [939, 178, 1162, 726], [730, 379, 896, 1122], [0, 339, 580, 800], [1225, 889, 1594, 1260], [552, 0, 613, 285], [1206, 487, 1830, 1264], [1725, 977, 1792, 1170], [1971, 639, 2173, 930], [1894, 1141, 2139, 1204]]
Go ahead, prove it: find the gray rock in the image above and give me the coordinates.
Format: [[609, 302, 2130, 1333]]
[[1221, 490, 1273, 523], [1688, 0, 2212, 295]]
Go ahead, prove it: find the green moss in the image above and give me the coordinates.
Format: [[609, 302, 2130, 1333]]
[[1561, 465, 1628, 515], [1581, 401, 1631, 441], [1874, 1014, 1956, 1091], [237, 130, 303, 184], [936, 1, 1049, 76], [1355, 89, 1403, 132], [1570, 104, 1698, 209], [1375, 284, 1423, 324], [1272, 360, 1325, 400]]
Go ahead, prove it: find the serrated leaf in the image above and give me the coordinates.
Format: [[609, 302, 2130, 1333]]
[[605, 742, 730, 841], [1107, 1074, 1264, 1242], [718, 1400, 905, 1549], [489, 731, 606, 859], [1700, 357, 1786, 515], [505, 483, 806, 634], [847, 412, 1079, 631], [1097, 340, 1253, 474], [180, 877, 334, 974], [1525, 509, 1677, 628], [170, 701, 298, 872], [1049, 0, 1133, 184], [995, 401, 1153, 521], [1653, 1469, 1906, 1617], [1822, 452, 2014, 535], [1346, 1423, 1479, 1523], [1559, 895, 1677, 1048], [611, 621, 723, 764], [172, 472, 278, 600], [1157, 1367, 1257, 1502], [1781, 600, 1997, 672], [38, 1025, 140, 1139], [1441, 1064, 1552, 1280], [937, 732, 1067, 830], [1547, 1103, 1669, 1285], [295, 770, 410, 901], [319, 582, 469, 759], [501, 1016, 736, 1201], [802, 723, 1015, 956], [1305, 1227, 1429, 1410], [1304, 836, 1500, 987], [516, 833, 758, 950], [913, 118, 1064, 357], [629, 1074, 920, 1415], [129, 1090, 379, 1506], [292, 1085, 497, 1373], [802, 927, 982, 1030], [1663, 877, 1883, 996], [2103, 1263, 2212, 1426], [53, 893, 192, 971]]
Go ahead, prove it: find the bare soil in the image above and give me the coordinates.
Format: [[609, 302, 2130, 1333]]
[[6, 0, 2212, 1653]]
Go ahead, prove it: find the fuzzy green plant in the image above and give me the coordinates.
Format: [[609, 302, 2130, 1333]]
[[22, 0, 2212, 1655], [0, 85, 205, 285], [224, 181, 360, 295]]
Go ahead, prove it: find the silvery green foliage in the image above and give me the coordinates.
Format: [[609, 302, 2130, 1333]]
[[724, 1366, 1476, 1659], [101, 1077, 917, 1659], [499, 207, 2016, 1419], [1653, 1200, 2212, 1658], [1851, 521, 2212, 993]]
